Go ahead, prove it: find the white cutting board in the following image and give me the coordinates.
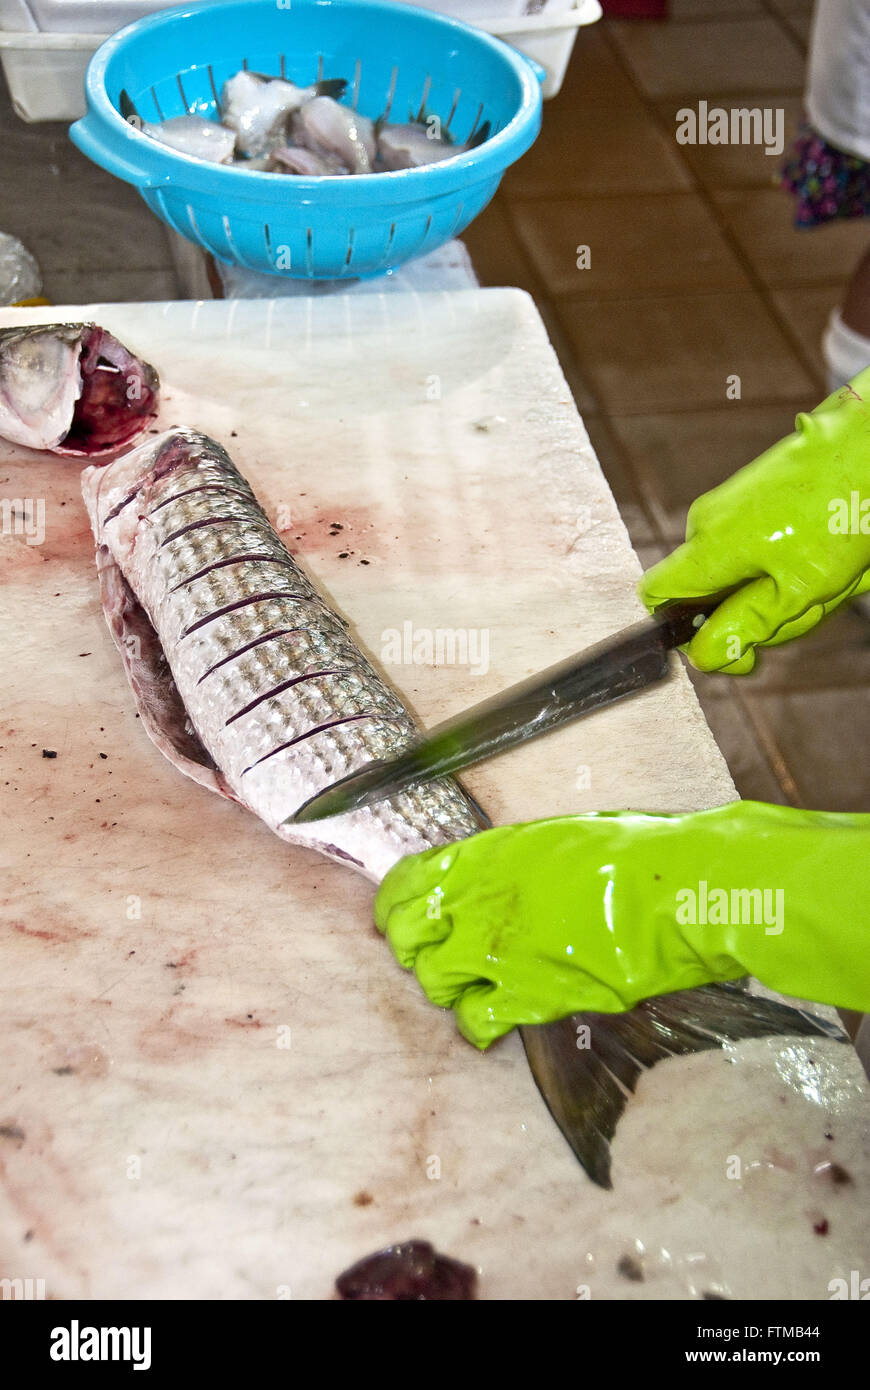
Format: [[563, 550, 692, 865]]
[[1, 291, 867, 1301]]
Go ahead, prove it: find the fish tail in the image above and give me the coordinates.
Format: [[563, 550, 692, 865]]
[[466, 120, 491, 151], [316, 78, 349, 99], [520, 982, 844, 1188]]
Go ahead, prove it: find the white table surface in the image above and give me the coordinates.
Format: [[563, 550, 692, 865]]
[[0, 290, 867, 1300]]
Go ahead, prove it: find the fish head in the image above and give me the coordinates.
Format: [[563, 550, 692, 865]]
[[0, 322, 86, 452], [0, 322, 159, 458]]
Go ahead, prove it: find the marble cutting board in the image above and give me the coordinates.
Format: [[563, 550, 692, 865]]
[[0, 291, 867, 1301]]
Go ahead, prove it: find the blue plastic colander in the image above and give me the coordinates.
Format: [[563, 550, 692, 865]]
[[70, 0, 544, 280]]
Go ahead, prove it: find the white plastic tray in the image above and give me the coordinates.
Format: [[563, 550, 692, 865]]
[[0, 0, 601, 120]]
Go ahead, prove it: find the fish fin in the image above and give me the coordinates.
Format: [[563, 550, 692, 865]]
[[453, 777, 491, 831], [95, 545, 237, 801], [119, 88, 140, 123], [466, 120, 491, 151], [407, 108, 455, 144], [520, 982, 845, 1189], [316, 78, 348, 100]]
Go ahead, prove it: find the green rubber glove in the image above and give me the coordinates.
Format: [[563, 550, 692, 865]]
[[639, 367, 870, 673], [374, 801, 870, 1048]]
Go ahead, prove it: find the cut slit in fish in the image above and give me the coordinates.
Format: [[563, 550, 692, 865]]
[[83, 427, 845, 1188]]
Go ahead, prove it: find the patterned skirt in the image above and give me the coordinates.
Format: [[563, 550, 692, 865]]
[[782, 124, 870, 227]]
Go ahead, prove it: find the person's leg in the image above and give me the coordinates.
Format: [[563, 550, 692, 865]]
[[803, 2, 870, 387], [841, 245, 870, 337], [823, 249, 870, 391]]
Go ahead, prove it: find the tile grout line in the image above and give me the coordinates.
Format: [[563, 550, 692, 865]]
[[563, 394, 816, 419], [538, 281, 847, 303], [596, 17, 824, 807], [732, 685, 805, 806], [599, 19, 829, 398], [542, 35, 811, 528], [758, 0, 812, 55], [646, 100, 830, 397], [508, 183, 804, 205], [528, 23, 689, 553], [581, 413, 667, 544], [468, 188, 664, 544]]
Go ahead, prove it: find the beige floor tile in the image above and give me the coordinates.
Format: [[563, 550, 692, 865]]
[[742, 605, 870, 693], [609, 401, 808, 539], [558, 25, 645, 109], [654, 93, 804, 189], [608, 16, 805, 98], [714, 188, 870, 288], [743, 686, 870, 811], [556, 290, 816, 413], [581, 414, 657, 543], [503, 103, 692, 198], [511, 192, 749, 297], [770, 284, 842, 387]]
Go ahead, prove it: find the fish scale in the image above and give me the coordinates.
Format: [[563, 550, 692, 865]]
[[196, 619, 359, 694], [203, 624, 364, 705], [83, 427, 485, 880], [170, 563, 319, 633]]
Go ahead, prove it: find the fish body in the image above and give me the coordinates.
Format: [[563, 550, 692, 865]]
[[82, 427, 840, 1187], [377, 123, 456, 171], [223, 72, 347, 157], [377, 120, 492, 171], [267, 144, 351, 177], [0, 322, 158, 456], [129, 68, 487, 177], [141, 115, 237, 163], [82, 428, 484, 881], [231, 153, 273, 171], [293, 97, 376, 174]]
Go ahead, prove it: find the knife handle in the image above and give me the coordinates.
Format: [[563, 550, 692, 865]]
[[654, 588, 739, 650]]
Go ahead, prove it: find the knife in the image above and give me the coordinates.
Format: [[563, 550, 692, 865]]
[[288, 593, 727, 825]]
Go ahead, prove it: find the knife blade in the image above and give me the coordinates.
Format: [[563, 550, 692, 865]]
[[288, 594, 724, 825]]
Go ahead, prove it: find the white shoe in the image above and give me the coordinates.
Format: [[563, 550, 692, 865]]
[[822, 308, 870, 392]]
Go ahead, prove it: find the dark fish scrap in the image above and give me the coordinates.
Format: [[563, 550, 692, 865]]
[[336, 1241, 477, 1300]]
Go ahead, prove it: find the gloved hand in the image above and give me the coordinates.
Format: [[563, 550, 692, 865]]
[[639, 367, 870, 673], [374, 801, 870, 1048]]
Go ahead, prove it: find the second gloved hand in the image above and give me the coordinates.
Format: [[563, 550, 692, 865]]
[[374, 801, 870, 1048], [639, 367, 870, 673]]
